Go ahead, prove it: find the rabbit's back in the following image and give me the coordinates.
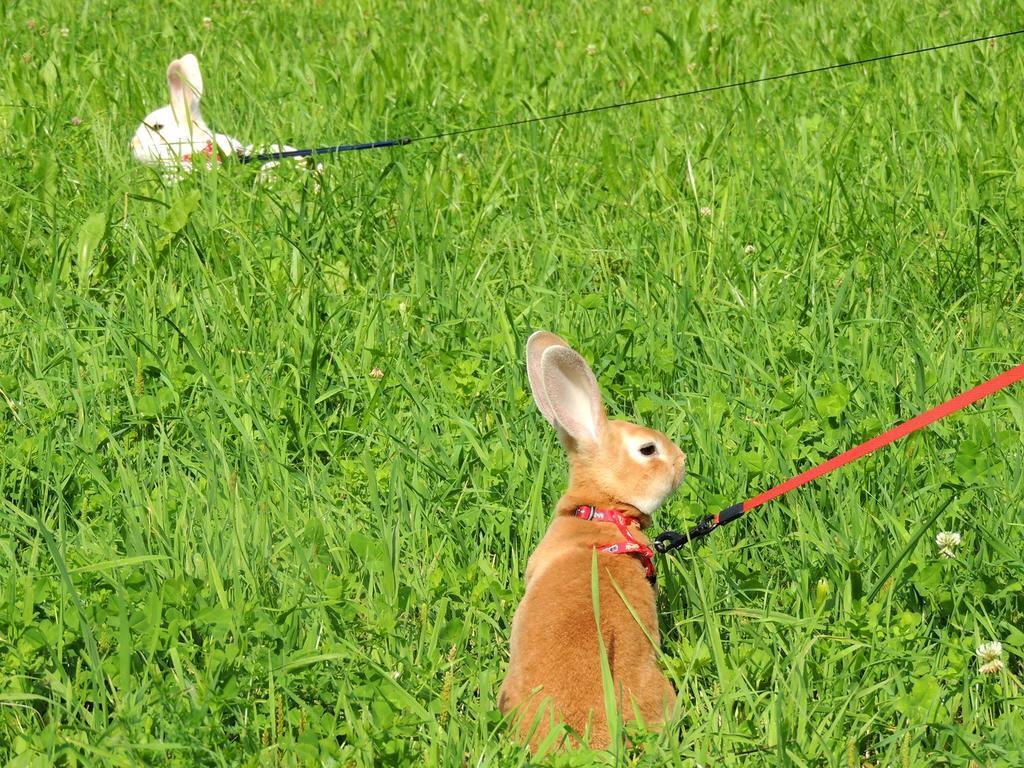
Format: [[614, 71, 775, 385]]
[[499, 521, 672, 750]]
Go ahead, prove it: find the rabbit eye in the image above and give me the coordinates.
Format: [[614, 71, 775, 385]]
[[148, 122, 164, 132], [639, 443, 657, 457]]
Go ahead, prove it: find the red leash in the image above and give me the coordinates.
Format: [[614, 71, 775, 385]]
[[655, 362, 1024, 553]]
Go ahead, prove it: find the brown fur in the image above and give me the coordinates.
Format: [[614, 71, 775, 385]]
[[499, 332, 686, 752]]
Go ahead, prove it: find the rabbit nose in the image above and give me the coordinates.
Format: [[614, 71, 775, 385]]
[[131, 137, 141, 150], [672, 453, 687, 487]]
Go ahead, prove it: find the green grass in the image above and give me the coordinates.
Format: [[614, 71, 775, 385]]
[[3, 0, 1024, 764]]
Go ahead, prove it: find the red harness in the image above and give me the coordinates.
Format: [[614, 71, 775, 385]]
[[181, 141, 220, 165], [574, 505, 656, 583]]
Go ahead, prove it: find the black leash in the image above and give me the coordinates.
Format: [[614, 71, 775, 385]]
[[239, 28, 1023, 163], [237, 137, 412, 164]]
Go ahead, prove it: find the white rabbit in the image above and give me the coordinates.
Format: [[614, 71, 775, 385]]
[[131, 54, 241, 170], [131, 53, 319, 183]]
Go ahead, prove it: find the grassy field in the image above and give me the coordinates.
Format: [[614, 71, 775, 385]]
[[3, 0, 1024, 764]]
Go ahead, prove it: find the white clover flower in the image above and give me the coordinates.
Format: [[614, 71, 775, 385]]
[[202, 16, 212, 29], [743, 244, 756, 255], [369, 367, 384, 379], [976, 641, 1004, 675], [586, 43, 598, 56], [699, 206, 712, 218], [935, 531, 961, 558], [641, 5, 653, 15], [60, 27, 70, 37]]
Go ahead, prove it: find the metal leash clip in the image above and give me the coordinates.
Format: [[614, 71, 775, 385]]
[[653, 514, 719, 554], [654, 502, 748, 554]]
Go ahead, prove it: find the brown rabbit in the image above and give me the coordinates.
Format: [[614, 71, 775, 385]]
[[498, 331, 686, 751]]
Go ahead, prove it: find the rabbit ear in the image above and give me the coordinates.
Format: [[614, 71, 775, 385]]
[[540, 345, 607, 448], [526, 331, 569, 427], [167, 53, 203, 120]]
